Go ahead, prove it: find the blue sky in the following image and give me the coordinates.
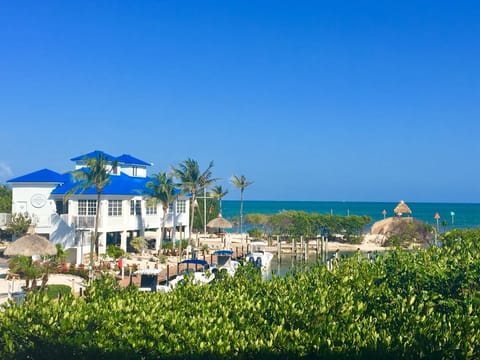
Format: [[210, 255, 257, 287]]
[[1, 1, 479, 202]]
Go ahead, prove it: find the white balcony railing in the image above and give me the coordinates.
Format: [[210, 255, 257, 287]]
[[73, 215, 96, 229]]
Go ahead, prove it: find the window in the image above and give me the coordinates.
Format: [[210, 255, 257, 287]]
[[146, 199, 157, 215], [108, 200, 122, 216], [78, 200, 96, 216], [168, 200, 186, 213], [146, 206, 157, 215], [132, 166, 138, 176], [130, 200, 142, 215], [177, 200, 186, 213]]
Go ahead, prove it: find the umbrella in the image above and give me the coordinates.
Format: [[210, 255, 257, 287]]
[[394, 200, 412, 216], [207, 215, 233, 229], [4, 234, 57, 257]]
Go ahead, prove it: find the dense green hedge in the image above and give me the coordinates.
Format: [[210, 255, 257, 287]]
[[1, 229, 480, 359]]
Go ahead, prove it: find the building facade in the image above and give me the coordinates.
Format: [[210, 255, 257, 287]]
[[7, 150, 189, 263]]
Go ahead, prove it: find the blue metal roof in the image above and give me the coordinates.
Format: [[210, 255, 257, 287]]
[[70, 150, 116, 162], [8, 169, 67, 183], [115, 154, 152, 166], [51, 172, 150, 196], [180, 259, 209, 267]]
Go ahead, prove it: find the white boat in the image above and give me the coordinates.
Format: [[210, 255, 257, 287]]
[[245, 241, 273, 270], [211, 250, 241, 277], [157, 259, 215, 293]]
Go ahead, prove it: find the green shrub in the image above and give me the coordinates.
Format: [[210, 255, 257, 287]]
[[106, 245, 125, 259], [45, 284, 71, 299], [247, 228, 263, 239], [2, 229, 480, 359]]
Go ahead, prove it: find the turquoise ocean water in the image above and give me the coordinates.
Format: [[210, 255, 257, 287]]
[[221, 200, 480, 231]]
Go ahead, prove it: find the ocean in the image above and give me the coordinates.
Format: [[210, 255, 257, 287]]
[[221, 200, 480, 230]]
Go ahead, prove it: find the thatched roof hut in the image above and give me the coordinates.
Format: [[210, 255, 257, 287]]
[[207, 215, 233, 229], [394, 200, 412, 217], [4, 234, 57, 257]]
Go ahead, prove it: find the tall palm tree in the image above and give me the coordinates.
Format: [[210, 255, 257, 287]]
[[146, 172, 177, 251], [171, 159, 216, 239], [64, 153, 117, 272], [210, 185, 228, 215], [231, 175, 253, 234]]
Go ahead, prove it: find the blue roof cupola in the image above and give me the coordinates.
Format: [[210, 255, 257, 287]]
[[8, 168, 66, 183], [115, 154, 152, 167], [70, 150, 116, 162]]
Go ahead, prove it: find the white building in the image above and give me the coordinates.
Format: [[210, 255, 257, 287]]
[[7, 150, 189, 263]]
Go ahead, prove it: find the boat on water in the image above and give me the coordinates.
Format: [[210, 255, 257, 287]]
[[157, 259, 215, 293], [245, 241, 274, 270], [211, 250, 240, 277]]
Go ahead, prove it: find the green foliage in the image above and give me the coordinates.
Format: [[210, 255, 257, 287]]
[[45, 284, 72, 299], [6, 213, 32, 237], [55, 244, 67, 263], [247, 228, 263, 239], [0, 184, 11, 213], [194, 197, 219, 232], [383, 219, 433, 247], [2, 229, 480, 358], [130, 237, 147, 253], [106, 245, 125, 259], [269, 211, 371, 242], [8, 255, 44, 290]]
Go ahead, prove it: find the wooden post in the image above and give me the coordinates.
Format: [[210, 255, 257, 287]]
[[166, 265, 170, 284], [316, 236, 319, 260], [300, 236, 303, 261], [277, 235, 281, 264], [325, 235, 328, 262], [304, 239, 308, 262], [320, 236, 324, 262], [293, 238, 296, 259]]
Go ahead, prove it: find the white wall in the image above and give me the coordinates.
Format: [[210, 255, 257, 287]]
[[11, 183, 58, 232]]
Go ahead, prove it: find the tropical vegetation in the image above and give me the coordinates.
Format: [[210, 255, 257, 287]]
[[231, 174, 253, 234], [171, 159, 216, 237], [244, 211, 372, 243], [146, 171, 177, 250], [64, 153, 118, 270], [0, 184, 11, 213], [5, 212, 32, 238], [2, 229, 480, 358]]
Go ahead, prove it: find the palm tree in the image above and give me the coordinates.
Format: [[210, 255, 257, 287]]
[[146, 172, 177, 251], [64, 153, 117, 273], [210, 185, 228, 215], [171, 159, 216, 239], [230, 175, 253, 234]]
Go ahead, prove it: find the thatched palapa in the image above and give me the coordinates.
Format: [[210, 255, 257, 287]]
[[207, 215, 233, 229], [394, 200, 412, 216], [4, 234, 57, 257]]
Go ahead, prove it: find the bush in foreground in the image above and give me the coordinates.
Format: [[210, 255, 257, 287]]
[[1, 229, 480, 359]]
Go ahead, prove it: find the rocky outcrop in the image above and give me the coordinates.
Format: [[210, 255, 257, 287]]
[[370, 217, 432, 246]]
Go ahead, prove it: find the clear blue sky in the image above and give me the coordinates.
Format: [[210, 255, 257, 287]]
[[1, 1, 479, 202]]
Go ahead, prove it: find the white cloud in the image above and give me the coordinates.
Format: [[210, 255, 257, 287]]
[[0, 162, 13, 182]]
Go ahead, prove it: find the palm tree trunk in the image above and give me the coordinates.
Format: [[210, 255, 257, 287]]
[[240, 189, 244, 234], [92, 192, 101, 272], [189, 191, 196, 239], [158, 205, 167, 251]]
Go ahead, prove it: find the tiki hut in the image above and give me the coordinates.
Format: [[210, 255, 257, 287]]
[[207, 215, 233, 231], [4, 234, 57, 257], [394, 200, 412, 217]]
